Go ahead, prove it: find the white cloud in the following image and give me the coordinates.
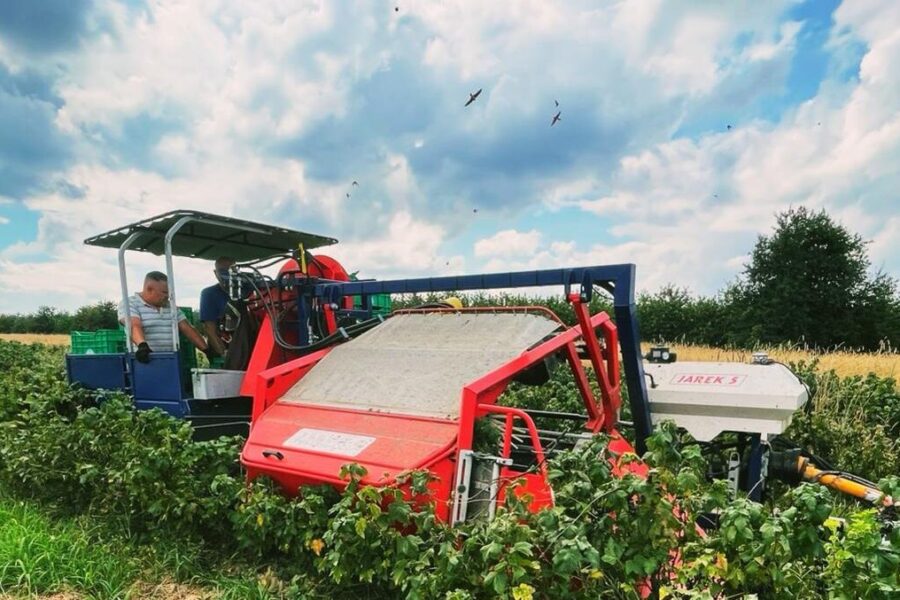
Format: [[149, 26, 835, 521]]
[[1, 0, 898, 313], [532, 3, 900, 293], [474, 229, 543, 258], [326, 211, 453, 278]]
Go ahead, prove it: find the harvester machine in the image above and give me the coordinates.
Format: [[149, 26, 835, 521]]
[[68, 210, 897, 524], [241, 299, 644, 523]]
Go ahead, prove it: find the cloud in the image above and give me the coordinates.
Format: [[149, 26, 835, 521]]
[[525, 0, 900, 293], [326, 211, 456, 278], [0, 0, 898, 313], [0, 0, 94, 54], [0, 64, 73, 197], [474, 229, 543, 259]]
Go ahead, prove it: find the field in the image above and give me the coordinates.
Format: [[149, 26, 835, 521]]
[[0, 338, 898, 598], [0, 333, 70, 346], [3, 334, 897, 379], [659, 343, 899, 379]]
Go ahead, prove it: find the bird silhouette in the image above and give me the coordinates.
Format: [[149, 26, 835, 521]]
[[465, 89, 482, 107], [395, 6, 399, 12], [551, 111, 561, 126], [726, 124, 732, 130], [554, 99, 559, 107], [352, 181, 359, 186], [346, 193, 351, 199], [473, 208, 478, 214]]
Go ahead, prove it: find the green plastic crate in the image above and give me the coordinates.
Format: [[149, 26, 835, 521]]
[[353, 293, 392, 316], [70, 329, 126, 355]]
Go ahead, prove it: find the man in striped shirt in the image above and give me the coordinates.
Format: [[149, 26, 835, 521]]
[[118, 271, 211, 363]]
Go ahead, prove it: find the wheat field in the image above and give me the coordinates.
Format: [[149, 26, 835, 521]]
[[0, 334, 896, 379], [655, 343, 899, 380], [0, 333, 71, 346]]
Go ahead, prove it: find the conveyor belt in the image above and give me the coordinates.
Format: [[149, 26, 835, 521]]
[[279, 312, 561, 419]]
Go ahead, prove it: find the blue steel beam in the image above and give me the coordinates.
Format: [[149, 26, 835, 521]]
[[309, 264, 654, 453]]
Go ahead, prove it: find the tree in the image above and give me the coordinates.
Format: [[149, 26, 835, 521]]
[[32, 306, 60, 334], [727, 207, 900, 349], [71, 301, 118, 331]]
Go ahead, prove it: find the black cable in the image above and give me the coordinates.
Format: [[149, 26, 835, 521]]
[[238, 253, 292, 270], [769, 359, 812, 400]]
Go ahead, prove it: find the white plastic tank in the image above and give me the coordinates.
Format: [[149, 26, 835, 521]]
[[644, 361, 808, 441]]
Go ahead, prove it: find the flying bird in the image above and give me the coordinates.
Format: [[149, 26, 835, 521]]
[[465, 89, 482, 107], [346, 193, 351, 199], [395, 6, 399, 11], [472, 208, 478, 214], [554, 99, 559, 107], [352, 181, 359, 186], [726, 124, 732, 130], [551, 111, 561, 126]]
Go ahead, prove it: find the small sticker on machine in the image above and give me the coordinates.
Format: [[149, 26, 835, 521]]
[[283, 428, 375, 456], [670, 373, 747, 386]]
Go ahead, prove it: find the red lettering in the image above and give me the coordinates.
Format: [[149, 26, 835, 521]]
[[670, 373, 747, 386]]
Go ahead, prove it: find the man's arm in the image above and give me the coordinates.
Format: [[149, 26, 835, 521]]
[[121, 316, 146, 345], [203, 320, 227, 356], [178, 319, 210, 352]]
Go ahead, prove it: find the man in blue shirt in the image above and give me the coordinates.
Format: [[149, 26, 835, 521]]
[[199, 257, 236, 359]]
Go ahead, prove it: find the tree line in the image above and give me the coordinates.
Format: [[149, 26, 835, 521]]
[[2, 208, 898, 350], [403, 207, 900, 350], [0, 301, 119, 335]]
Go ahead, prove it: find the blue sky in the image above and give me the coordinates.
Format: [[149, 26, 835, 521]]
[[0, 0, 898, 312]]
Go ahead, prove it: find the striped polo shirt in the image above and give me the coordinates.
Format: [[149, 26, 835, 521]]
[[117, 293, 186, 352]]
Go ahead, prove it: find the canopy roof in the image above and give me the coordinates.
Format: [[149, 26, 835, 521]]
[[84, 210, 338, 262]]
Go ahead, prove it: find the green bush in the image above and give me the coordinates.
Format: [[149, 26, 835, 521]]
[[0, 339, 898, 598], [785, 361, 900, 482]]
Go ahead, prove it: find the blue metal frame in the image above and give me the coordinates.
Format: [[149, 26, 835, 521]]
[[308, 264, 653, 453], [745, 434, 765, 502]]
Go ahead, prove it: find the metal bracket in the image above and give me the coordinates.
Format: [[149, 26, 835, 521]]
[[451, 450, 514, 525]]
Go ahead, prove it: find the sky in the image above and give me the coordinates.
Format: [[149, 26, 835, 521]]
[[0, 0, 897, 313]]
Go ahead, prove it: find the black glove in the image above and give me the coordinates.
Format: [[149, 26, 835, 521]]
[[135, 342, 152, 364]]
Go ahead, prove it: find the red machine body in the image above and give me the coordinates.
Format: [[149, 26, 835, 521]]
[[240, 297, 645, 522], [239, 254, 351, 397]]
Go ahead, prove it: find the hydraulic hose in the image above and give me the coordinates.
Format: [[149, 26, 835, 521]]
[[797, 457, 897, 508], [770, 448, 897, 508]]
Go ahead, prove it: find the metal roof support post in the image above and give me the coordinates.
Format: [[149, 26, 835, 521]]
[[118, 232, 143, 351], [163, 215, 274, 351], [164, 216, 195, 351]]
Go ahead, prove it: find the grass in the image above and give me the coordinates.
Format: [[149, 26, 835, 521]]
[[0, 498, 139, 598], [0, 496, 282, 600]]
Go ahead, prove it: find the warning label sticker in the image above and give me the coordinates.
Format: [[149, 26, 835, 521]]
[[670, 373, 747, 386], [283, 428, 376, 456]]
